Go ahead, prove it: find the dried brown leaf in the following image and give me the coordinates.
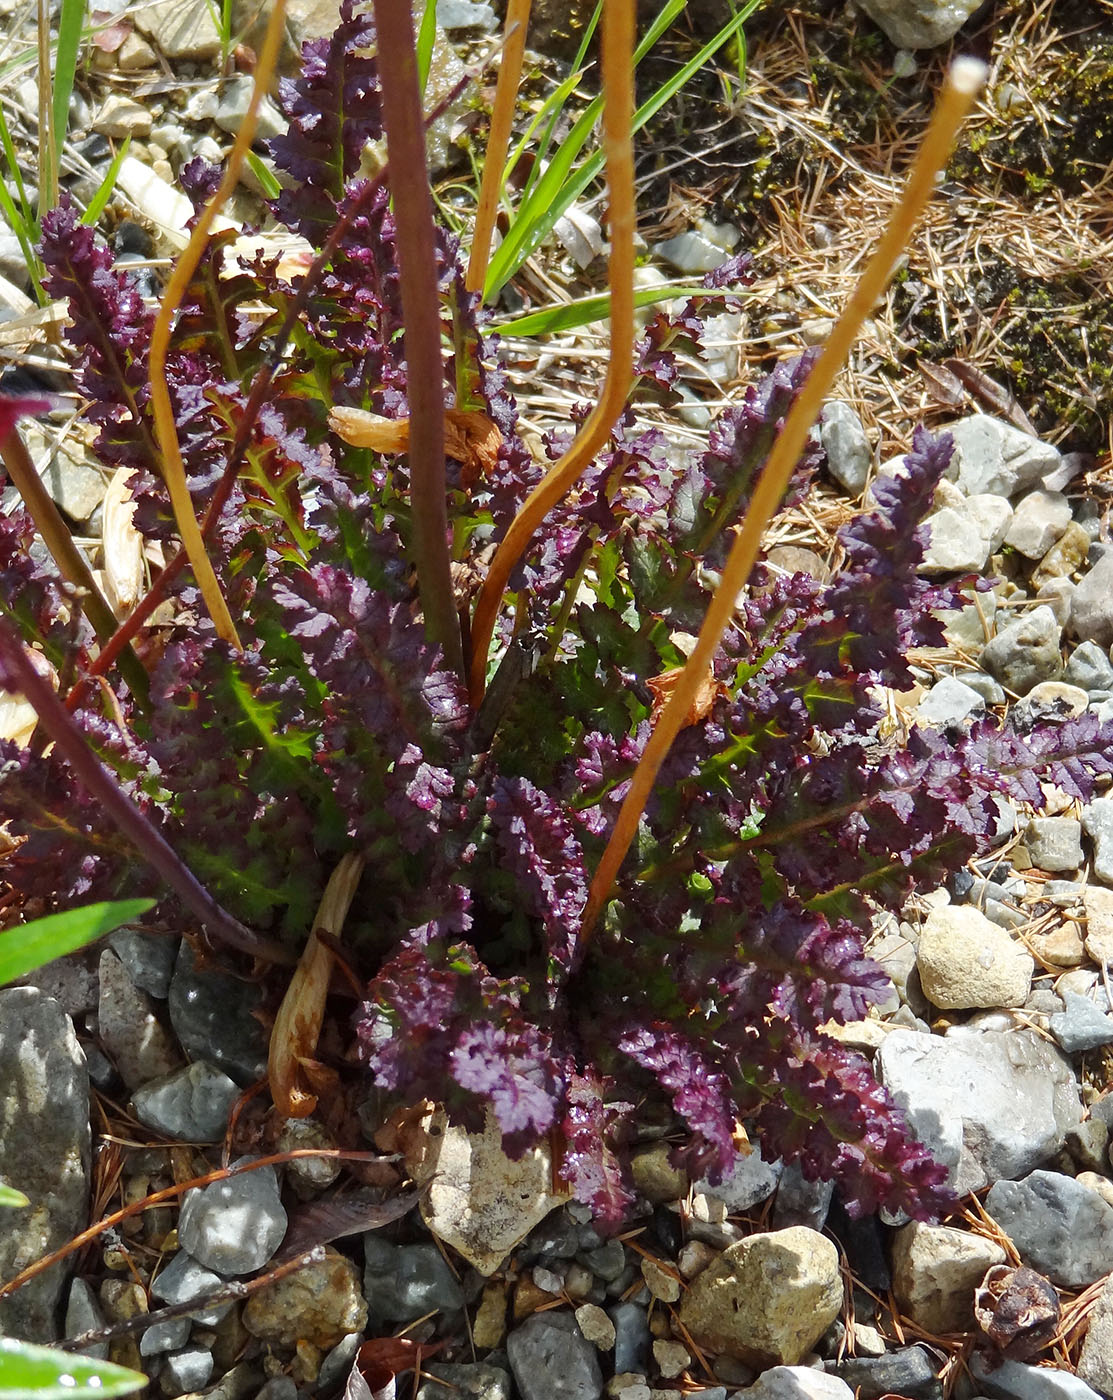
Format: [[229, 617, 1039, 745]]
[[268, 853, 363, 1117], [277, 1187, 418, 1262]]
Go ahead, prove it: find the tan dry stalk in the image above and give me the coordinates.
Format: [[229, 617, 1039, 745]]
[[0, 428, 119, 646], [145, 0, 290, 652], [268, 851, 365, 1118], [467, 0, 636, 706], [579, 56, 989, 940], [466, 0, 532, 296]]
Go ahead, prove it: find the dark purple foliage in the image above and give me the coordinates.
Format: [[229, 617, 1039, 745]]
[[13, 6, 1113, 1230]]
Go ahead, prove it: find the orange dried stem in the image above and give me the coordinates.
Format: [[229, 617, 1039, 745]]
[[146, 0, 289, 651], [579, 57, 988, 940], [467, 0, 635, 706], [465, 0, 532, 296]]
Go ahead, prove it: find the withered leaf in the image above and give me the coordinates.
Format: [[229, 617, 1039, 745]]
[[276, 1187, 418, 1262]]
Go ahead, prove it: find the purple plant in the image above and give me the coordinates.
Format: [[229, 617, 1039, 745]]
[[2, 2, 1102, 1226]]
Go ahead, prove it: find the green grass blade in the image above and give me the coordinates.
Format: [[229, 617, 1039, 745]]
[[0, 1338, 146, 1399], [80, 134, 130, 226], [51, 0, 85, 169], [416, 0, 437, 95], [0, 898, 155, 986], [0, 1184, 29, 1208], [484, 0, 760, 299], [0, 104, 34, 232], [516, 0, 603, 195], [244, 147, 282, 198], [496, 283, 740, 336]]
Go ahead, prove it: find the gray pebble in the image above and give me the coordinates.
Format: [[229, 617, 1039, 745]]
[[820, 401, 871, 495], [914, 677, 985, 728], [168, 942, 267, 1085], [107, 927, 178, 999], [980, 605, 1063, 695], [131, 1061, 241, 1142], [139, 1315, 193, 1356], [506, 1311, 603, 1400], [1065, 641, 1113, 693], [363, 1237, 465, 1322], [1024, 818, 1083, 873], [1049, 993, 1113, 1053], [177, 1157, 287, 1276], [609, 1299, 651, 1374], [416, 1361, 512, 1400], [149, 1249, 232, 1326], [1071, 553, 1113, 648], [984, 1170, 1113, 1288], [159, 1346, 214, 1396]]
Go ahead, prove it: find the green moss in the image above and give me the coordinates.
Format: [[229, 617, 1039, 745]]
[[891, 258, 1113, 451]]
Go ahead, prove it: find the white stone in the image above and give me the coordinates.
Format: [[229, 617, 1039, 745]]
[[406, 1109, 570, 1275], [1005, 490, 1073, 559], [965, 492, 1013, 553], [947, 414, 1061, 499], [738, 1365, 854, 1399], [916, 904, 1033, 1009], [94, 94, 152, 138], [820, 401, 871, 495], [921, 506, 989, 573]]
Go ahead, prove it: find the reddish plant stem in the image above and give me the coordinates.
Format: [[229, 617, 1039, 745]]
[[373, 0, 463, 677]]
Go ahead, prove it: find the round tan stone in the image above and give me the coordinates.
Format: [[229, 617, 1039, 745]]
[[916, 904, 1033, 1009], [677, 1226, 842, 1364]]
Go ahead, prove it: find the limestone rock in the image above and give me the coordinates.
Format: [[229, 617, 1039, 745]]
[[677, 1226, 842, 1365], [877, 1028, 1082, 1195], [243, 1245, 366, 1348], [891, 1221, 1006, 1333], [916, 904, 1033, 1009], [855, 0, 982, 47], [406, 1109, 570, 1275], [0, 989, 90, 1341]]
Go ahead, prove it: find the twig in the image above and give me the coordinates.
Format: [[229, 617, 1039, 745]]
[[60, 1246, 326, 1351], [0, 1150, 400, 1301], [579, 57, 989, 940]]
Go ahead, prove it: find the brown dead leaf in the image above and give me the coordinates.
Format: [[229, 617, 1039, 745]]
[[0, 649, 55, 747], [276, 1187, 418, 1262], [346, 1337, 439, 1400], [328, 406, 502, 485], [102, 468, 144, 614], [268, 853, 364, 1118], [645, 664, 725, 728]]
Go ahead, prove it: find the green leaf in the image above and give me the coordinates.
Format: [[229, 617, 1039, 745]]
[[0, 1337, 146, 1399], [0, 1183, 29, 1208], [416, 0, 437, 95], [0, 899, 155, 987], [495, 284, 736, 337], [52, 0, 86, 168], [244, 149, 282, 199], [81, 136, 130, 227], [484, 0, 760, 298]]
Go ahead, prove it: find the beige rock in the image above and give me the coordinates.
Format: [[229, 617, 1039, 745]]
[[1084, 886, 1113, 965], [95, 94, 152, 138], [677, 1226, 842, 1364], [1028, 921, 1086, 969], [405, 1109, 570, 1275], [242, 1246, 366, 1348], [891, 1222, 1006, 1333], [641, 1256, 681, 1303], [132, 0, 222, 59], [576, 1302, 616, 1350], [631, 1142, 689, 1203], [916, 904, 1033, 1009], [653, 1339, 691, 1377], [472, 1280, 507, 1348]]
